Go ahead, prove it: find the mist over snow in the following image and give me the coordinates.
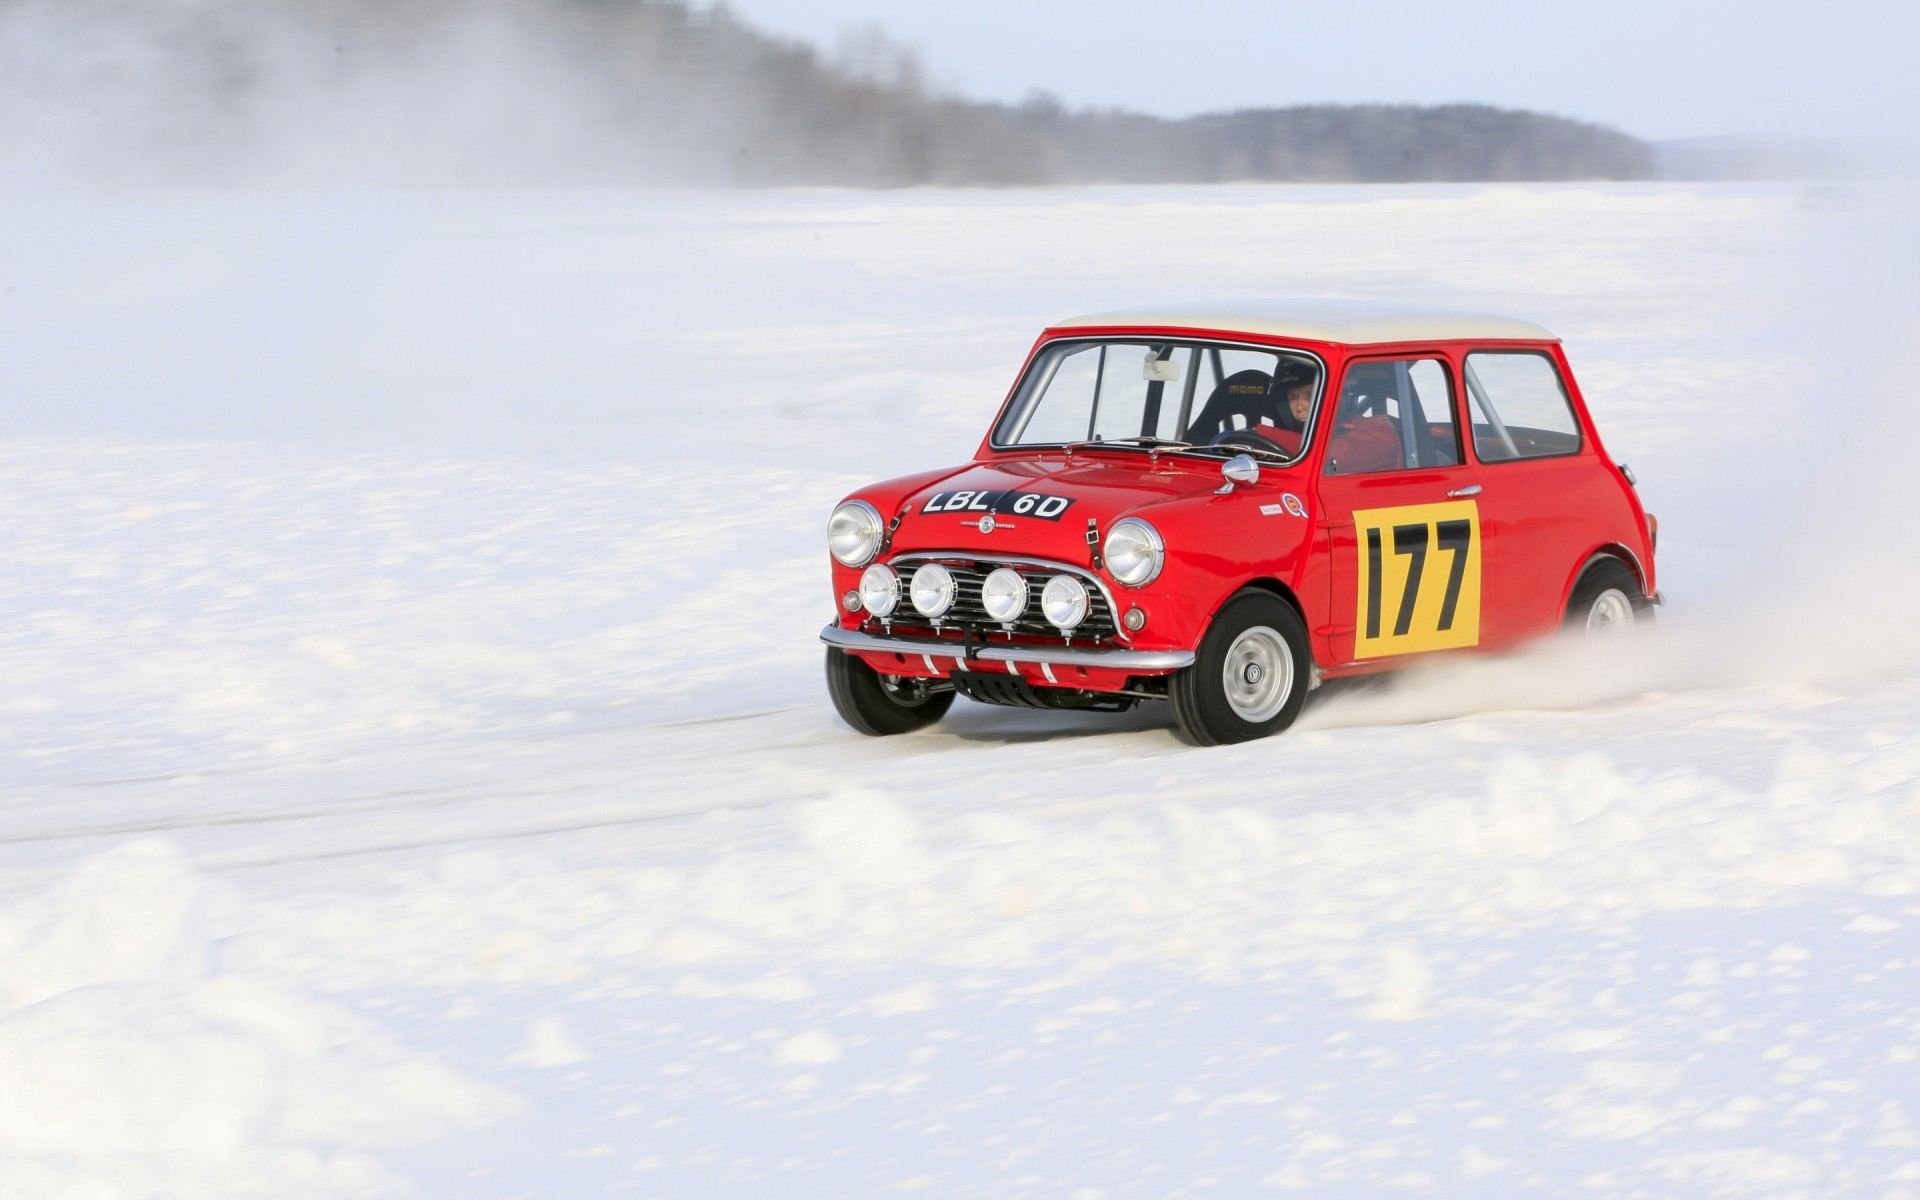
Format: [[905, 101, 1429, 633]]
[[0, 0, 670, 186], [4, 176, 1920, 1195]]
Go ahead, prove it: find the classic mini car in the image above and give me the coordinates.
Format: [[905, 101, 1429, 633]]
[[820, 301, 1659, 745]]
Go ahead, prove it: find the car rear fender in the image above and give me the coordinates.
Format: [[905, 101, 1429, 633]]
[[1562, 545, 1654, 612]]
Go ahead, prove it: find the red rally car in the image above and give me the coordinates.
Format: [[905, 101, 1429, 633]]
[[821, 301, 1659, 745]]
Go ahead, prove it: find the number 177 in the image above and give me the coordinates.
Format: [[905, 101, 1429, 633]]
[[1364, 519, 1473, 642]]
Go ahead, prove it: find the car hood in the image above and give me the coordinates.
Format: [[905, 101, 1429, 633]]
[[885, 454, 1219, 562]]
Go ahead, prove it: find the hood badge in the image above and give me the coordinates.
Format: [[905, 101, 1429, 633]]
[[963, 514, 1011, 534]]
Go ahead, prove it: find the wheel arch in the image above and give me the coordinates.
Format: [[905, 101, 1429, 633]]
[[1561, 545, 1651, 614], [1231, 575, 1307, 616], [1214, 576, 1317, 666]]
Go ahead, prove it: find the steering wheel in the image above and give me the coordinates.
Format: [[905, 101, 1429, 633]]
[[1210, 427, 1282, 453]]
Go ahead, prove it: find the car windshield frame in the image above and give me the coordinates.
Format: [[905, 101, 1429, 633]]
[[989, 335, 1328, 466]]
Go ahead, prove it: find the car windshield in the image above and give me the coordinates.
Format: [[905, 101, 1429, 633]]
[[993, 339, 1323, 463]]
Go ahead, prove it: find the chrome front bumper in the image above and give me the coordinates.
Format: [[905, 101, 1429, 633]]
[[820, 624, 1195, 672]]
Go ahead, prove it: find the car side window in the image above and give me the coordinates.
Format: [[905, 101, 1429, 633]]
[[1323, 357, 1461, 475], [1463, 352, 1582, 462]]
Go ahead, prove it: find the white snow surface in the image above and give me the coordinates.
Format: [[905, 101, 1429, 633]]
[[4, 182, 1920, 1197]]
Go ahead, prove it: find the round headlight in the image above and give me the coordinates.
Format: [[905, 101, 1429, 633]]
[[827, 500, 884, 567], [1040, 574, 1089, 630], [859, 564, 899, 617], [1104, 518, 1165, 587], [910, 563, 957, 617], [980, 567, 1029, 622]]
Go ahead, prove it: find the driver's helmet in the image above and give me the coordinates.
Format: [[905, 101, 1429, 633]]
[[1272, 360, 1318, 431]]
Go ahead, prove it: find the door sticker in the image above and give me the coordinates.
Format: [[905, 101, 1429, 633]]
[[1352, 500, 1481, 658]]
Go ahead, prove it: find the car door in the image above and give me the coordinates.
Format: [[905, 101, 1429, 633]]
[[1316, 353, 1490, 667]]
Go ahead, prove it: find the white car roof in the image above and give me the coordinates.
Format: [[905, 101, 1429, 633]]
[[1049, 299, 1556, 345]]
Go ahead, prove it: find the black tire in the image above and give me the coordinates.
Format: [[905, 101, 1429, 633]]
[[1169, 590, 1312, 746], [1564, 558, 1654, 635], [824, 647, 955, 736]]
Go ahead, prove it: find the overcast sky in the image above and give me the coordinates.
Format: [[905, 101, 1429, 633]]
[[716, 0, 1918, 144]]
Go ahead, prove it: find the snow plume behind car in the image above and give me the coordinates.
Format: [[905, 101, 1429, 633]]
[[1761, 185, 1920, 671]]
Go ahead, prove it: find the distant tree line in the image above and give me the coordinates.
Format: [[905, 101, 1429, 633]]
[[520, 0, 1653, 183], [0, 0, 1656, 184]]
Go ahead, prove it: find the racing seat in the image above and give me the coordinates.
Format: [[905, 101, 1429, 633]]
[[1341, 362, 1399, 423], [1186, 369, 1278, 442]]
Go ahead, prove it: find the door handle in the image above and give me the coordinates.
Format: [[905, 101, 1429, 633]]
[[1447, 485, 1482, 498]]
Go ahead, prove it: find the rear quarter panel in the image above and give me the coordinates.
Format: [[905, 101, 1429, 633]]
[[1464, 343, 1655, 639]]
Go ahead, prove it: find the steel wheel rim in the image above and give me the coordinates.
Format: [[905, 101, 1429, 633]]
[[1585, 588, 1636, 634], [1222, 626, 1292, 722]]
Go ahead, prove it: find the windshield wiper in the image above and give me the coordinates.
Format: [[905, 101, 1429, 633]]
[[1055, 436, 1294, 465], [1186, 439, 1294, 462], [1061, 436, 1195, 453]]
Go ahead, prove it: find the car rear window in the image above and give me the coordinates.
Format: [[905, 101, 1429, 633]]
[[1463, 352, 1581, 462]]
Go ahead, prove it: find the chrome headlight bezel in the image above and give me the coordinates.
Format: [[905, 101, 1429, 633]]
[[1104, 517, 1165, 587], [827, 500, 885, 567], [909, 563, 957, 618], [859, 563, 900, 617], [980, 567, 1029, 623], [1040, 574, 1089, 630]]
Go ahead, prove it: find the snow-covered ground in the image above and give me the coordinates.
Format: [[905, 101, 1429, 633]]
[[4, 182, 1920, 1198]]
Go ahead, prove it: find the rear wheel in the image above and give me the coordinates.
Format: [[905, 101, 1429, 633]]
[[1169, 591, 1312, 746], [825, 647, 954, 736], [1565, 558, 1653, 635]]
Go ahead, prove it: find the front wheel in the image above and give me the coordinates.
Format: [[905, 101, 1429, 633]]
[[1169, 591, 1312, 746], [824, 647, 955, 736]]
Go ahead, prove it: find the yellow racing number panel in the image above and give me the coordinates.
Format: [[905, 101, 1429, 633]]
[[1351, 500, 1482, 658]]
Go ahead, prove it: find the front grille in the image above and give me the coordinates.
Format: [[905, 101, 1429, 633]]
[[879, 556, 1119, 642]]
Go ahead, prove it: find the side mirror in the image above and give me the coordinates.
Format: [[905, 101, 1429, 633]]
[[1219, 454, 1259, 491]]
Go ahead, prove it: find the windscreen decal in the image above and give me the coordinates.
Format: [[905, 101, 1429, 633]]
[[922, 490, 1074, 521]]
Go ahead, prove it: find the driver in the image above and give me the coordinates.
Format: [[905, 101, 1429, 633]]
[[1281, 369, 1314, 431], [1233, 363, 1316, 454]]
